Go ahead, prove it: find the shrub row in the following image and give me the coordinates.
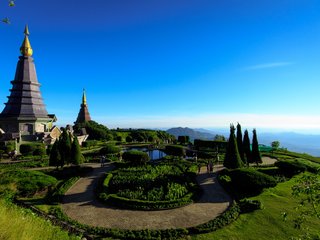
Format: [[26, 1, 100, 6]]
[[49, 206, 188, 239], [47, 177, 80, 203], [99, 144, 121, 155], [275, 159, 320, 177], [19, 143, 46, 156], [100, 192, 193, 210], [102, 173, 113, 193], [0, 159, 49, 168], [164, 145, 186, 157], [122, 150, 150, 166], [238, 199, 262, 213], [219, 168, 277, 199], [188, 203, 240, 234], [44, 166, 93, 180], [48, 202, 240, 239]]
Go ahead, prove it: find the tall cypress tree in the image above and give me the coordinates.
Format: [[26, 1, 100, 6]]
[[71, 136, 84, 165], [243, 129, 251, 166], [49, 139, 61, 168], [236, 123, 244, 163], [224, 124, 243, 169], [251, 129, 262, 165], [59, 128, 72, 166]]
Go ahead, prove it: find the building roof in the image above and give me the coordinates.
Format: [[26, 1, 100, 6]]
[[0, 25, 51, 119]]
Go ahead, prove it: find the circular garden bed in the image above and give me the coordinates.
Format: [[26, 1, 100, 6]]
[[99, 162, 200, 210]]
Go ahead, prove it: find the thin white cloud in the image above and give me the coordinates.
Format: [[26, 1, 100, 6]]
[[243, 62, 294, 71]]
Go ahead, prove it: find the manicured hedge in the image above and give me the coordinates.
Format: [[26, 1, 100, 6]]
[[47, 177, 80, 203], [122, 150, 149, 166], [238, 199, 262, 213], [48, 202, 239, 240], [20, 143, 46, 156], [102, 173, 113, 193], [100, 192, 193, 210], [164, 145, 186, 157], [219, 168, 277, 198], [44, 166, 93, 180], [100, 144, 121, 155], [81, 140, 98, 148], [275, 159, 320, 176], [0, 169, 57, 197], [188, 203, 240, 234]]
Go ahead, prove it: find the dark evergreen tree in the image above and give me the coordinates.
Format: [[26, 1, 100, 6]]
[[59, 128, 72, 166], [236, 123, 245, 163], [251, 129, 262, 165], [71, 136, 84, 165], [224, 124, 243, 169], [243, 129, 251, 166], [74, 120, 112, 140], [49, 139, 61, 168]]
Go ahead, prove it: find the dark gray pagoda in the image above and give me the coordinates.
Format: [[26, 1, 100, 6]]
[[75, 89, 91, 124], [0, 26, 56, 141]]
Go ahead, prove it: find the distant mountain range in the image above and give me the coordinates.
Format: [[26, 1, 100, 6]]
[[166, 127, 217, 140], [166, 127, 320, 157]]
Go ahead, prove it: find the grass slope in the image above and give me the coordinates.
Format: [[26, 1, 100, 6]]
[[193, 174, 320, 240], [0, 200, 79, 240]]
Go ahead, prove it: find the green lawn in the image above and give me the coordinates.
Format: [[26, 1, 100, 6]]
[[0, 200, 79, 240], [193, 174, 320, 240], [267, 150, 320, 164]]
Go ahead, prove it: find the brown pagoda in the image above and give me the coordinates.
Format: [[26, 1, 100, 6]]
[[75, 89, 91, 124], [0, 25, 56, 141]]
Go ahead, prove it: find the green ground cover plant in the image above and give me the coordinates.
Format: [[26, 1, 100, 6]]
[[0, 199, 79, 240], [100, 162, 198, 210], [193, 174, 320, 240], [264, 149, 320, 164], [0, 169, 57, 197]]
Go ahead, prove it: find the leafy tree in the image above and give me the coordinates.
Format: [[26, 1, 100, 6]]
[[71, 136, 84, 165], [243, 129, 251, 166], [126, 135, 133, 143], [282, 173, 320, 239], [49, 140, 61, 168], [178, 136, 190, 144], [74, 120, 112, 141], [59, 128, 72, 165], [214, 134, 226, 141], [116, 135, 123, 142], [251, 129, 262, 165], [271, 141, 280, 150], [148, 136, 154, 142], [224, 124, 243, 169], [292, 173, 320, 220], [236, 123, 245, 163]]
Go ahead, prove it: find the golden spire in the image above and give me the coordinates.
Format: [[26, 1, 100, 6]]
[[82, 89, 87, 105], [20, 25, 33, 57]]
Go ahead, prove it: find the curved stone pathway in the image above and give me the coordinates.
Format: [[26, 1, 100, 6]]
[[62, 163, 232, 230]]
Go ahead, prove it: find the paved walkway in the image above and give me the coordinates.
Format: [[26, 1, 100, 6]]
[[61, 163, 232, 230]]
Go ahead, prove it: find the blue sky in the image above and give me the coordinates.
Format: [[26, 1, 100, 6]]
[[1, 0, 320, 132]]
